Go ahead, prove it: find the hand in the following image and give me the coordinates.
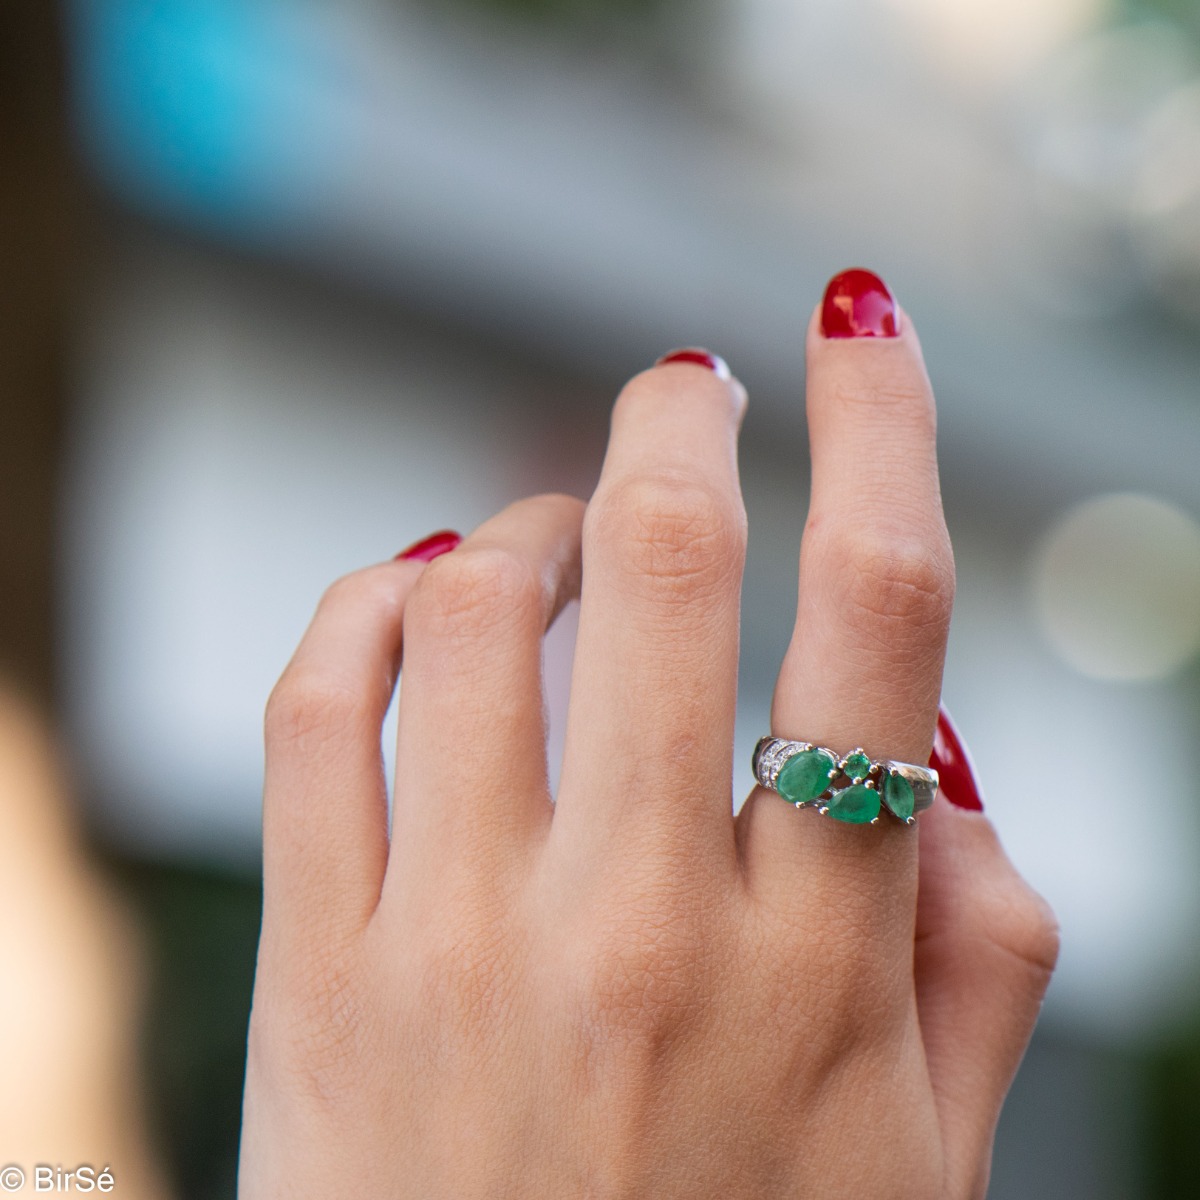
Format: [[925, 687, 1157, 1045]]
[[238, 271, 1058, 1199]]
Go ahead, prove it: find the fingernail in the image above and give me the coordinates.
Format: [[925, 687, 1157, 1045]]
[[930, 704, 985, 812], [820, 268, 899, 339], [395, 530, 462, 562], [655, 347, 732, 381]]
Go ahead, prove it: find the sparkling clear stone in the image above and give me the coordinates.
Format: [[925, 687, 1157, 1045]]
[[757, 741, 792, 786]]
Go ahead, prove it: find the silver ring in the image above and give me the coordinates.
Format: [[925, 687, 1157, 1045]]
[[752, 736, 938, 826]]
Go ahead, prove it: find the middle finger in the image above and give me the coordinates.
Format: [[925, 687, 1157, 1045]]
[[551, 352, 748, 872]]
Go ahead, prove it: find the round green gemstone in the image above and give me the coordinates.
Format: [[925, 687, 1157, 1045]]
[[824, 783, 881, 824], [841, 750, 872, 781], [776, 748, 838, 805], [883, 771, 915, 822]]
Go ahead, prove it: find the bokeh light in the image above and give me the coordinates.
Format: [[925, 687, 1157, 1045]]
[[1033, 492, 1200, 682]]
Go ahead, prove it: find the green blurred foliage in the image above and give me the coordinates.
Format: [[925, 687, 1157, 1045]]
[[1124, 0, 1200, 41], [1147, 1024, 1200, 1198]]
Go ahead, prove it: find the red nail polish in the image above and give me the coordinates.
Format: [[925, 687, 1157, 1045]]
[[820, 269, 899, 339], [655, 348, 732, 381], [396, 530, 462, 562], [930, 705, 985, 812]]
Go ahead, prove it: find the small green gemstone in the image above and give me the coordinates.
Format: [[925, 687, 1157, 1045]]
[[882, 772, 915, 822], [824, 783, 881, 824], [776, 748, 838, 805], [841, 750, 872, 781]]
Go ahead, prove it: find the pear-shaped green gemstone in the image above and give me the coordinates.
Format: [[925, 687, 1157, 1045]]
[[776, 748, 838, 805], [882, 771, 915, 822], [841, 750, 872, 781], [824, 783, 881, 824]]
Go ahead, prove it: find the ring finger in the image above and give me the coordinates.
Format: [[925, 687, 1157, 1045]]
[[738, 270, 955, 945]]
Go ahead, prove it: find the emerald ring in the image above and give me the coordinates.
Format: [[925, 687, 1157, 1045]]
[[752, 736, 938, 826]]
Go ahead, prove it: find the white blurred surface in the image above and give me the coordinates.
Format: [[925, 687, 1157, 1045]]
[[945, 527, 1200, 1035], [66, 245, 514, 861]]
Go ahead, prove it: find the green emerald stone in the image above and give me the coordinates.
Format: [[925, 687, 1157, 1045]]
[[841, 750, 872, 781], [824, 783, 881, 824], [776, 748, 838, 805], [882, 772, 915, 822]]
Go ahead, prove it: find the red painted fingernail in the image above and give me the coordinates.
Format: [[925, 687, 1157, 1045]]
[[395, 530, 462, 562], [930, 704, 985, 812], [655, 347, 732, 381], [820, 268, 899, 339]]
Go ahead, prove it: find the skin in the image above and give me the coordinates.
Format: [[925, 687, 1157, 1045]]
[[239, 299, 1059, 1199]]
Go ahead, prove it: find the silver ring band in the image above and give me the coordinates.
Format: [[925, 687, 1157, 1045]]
[[753, 736, 938, 825]]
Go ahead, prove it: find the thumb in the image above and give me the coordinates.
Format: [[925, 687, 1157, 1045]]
[[915, 744, 1059, 1198]]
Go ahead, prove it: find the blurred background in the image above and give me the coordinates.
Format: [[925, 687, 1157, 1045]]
[[3, 0, 1200, 1195]]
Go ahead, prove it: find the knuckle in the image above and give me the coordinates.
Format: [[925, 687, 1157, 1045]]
[[250, 953, 370, 1107], [758, 891, 906, 1030], [574, 892, 710, 1045], [978, 877, 1061, 981], [265, 668, 369, 748], [525, 490, 588, 523], [408, 544, 541, 640], [748, 910, 904, 1073], [587, 474, 746, 601], [807, 921, 904, 1022], [319, 566, 389, 614], [314, 566, 407, 635], [832, 377, 935, 429], [813, 522, 954, 639], [412, 917, 516, 1053], [265, 567, 402, 746]]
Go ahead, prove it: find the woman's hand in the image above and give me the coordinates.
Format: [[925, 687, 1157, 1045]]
[[238, 271, 1058, 1199]]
